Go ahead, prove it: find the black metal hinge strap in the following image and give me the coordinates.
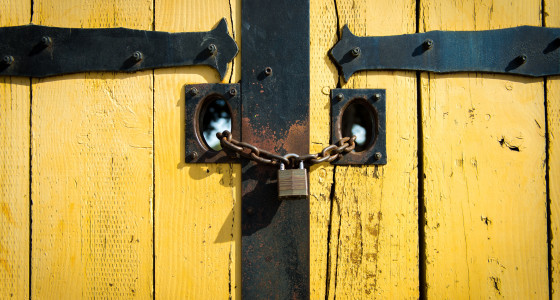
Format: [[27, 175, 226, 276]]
[[0, 18, 237, 79], [330, 25, 560, 81]]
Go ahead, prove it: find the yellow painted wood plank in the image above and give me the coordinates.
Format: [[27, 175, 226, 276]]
[[0, 1, 31, 299], [153, 1, 241, 299], [311, 1, 418, 298], [30, 1, 154, 298], [421, 0, 548, 298], [546, 1, 560, 297], [309, 0, 338, 298]]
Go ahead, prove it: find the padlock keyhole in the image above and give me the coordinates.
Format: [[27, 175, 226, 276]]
[[340, 98, 378, 152], [199, 95, 232, 151]]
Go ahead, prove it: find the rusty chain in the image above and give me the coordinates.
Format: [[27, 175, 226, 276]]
[[216, 130, 356, 168]]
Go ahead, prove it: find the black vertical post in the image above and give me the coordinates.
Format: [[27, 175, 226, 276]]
[[241, 0, 310, 298]]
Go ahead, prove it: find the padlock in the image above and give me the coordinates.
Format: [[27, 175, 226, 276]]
[[278, 161, 308, 199]]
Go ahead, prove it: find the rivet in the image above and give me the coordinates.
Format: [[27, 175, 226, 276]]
[[423, 39, 434, 50], [189, 87, 199, 96], [518, 54, 527, 64], [264, 67, 273, 76], [335, 93, 344, 101], [373, 93, 381, 100], [40, 36, 52, 47], [228, 88, 237, 97], [132, 51, 143, 62], [374, 152, 382, 160], [351, 47, 361, 57], [207, 44, 217, 55], [2, 55, 14, 66], [188, 152, 199, 160]]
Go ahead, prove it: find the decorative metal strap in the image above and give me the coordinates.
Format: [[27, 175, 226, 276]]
[[0, 18, 238, 79], [330, 25, 560, 81]]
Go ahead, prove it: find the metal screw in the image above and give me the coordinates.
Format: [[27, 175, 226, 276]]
[[228, 88, 237, 97], [132, 51, 143, 62], [374, 152, 382, 160], [188, 152, 199, 160], [517, 54, 527, 65], [40, 36, 52, 47], [423, 39, 434, 50], [207, 44, 217, 55], [351, 47, 361, 57], [246, 206, 255, 216], [189, 87, 199, 96], [264, 67, 273, 76], [373, 93, 381, 100], [335, 93, 344, 101], [2, 55, 14, 66]]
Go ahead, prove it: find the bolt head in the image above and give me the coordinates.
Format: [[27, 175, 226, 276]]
[[374, 152, 382, 160], [228, 88, 237, 97], [207, 44, 217, 55], [335, 93, 344, 101], [2, 55, 14, 65], [40, 36, 52, 47], [351, 47, 361, 57], [189, 87, 199, 96], [518, 55, 527, 64], [188, 152, 199, 160], [264, 67, 273, 76], [246, 207, 255, 216], [132, 51, 143, 62], [373, 93, 381, 100], [424, 39, 434, 50]]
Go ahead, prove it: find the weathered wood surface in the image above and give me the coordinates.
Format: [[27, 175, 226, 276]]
[[30, 0, 154, 298], [0, 2, 31, 299], [421, 0, 548, 298], [154, 0, 241, 299], [0, 0, 556, 299], [309, 0, 419, 299], [547, 0, 560, 298]]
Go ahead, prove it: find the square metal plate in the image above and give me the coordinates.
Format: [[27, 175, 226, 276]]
[[330, 88, 387, 165]]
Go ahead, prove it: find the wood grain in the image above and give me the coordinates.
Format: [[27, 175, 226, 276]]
[[30, 0, 154, 298], [309, 0, 338, 298], [546, 0, 560, 297], [313, 1, 419, 298], [153, 0, 241, 299], [421, 0, 548, 298], [0, 1, 31, 299]]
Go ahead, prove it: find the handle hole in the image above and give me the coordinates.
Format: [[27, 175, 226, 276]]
[[199, 95, 232, 151], [340, 98, 377, 152]]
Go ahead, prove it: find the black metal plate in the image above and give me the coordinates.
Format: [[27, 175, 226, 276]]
[[241, 0, 310, 298], [0, 18, 237, 79], [331, 25, 560, 81], [331, 89, 386, 165], [184, 83, 241, 163]]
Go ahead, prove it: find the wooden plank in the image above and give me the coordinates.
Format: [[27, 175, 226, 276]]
[[0, 2, 31, 298], [546, 0, 560, 297], [309, 1, 418, 298], [30, 1, 154, 298], [309, 0, 338, 297], [153, 0, 241, 298], [421, 0, 548, 298]]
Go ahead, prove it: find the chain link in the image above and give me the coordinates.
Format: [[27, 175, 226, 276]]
[[216, 130, 356, 168]]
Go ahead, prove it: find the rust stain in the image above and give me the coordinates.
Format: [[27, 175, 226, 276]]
[[1, 202, 13, 224], [242, 117, 308, 155]]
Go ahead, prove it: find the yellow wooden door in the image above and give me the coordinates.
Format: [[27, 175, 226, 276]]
[[0, 0, 557, 299]]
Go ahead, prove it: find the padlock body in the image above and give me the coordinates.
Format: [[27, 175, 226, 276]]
[[278, 168, 308, 198]]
